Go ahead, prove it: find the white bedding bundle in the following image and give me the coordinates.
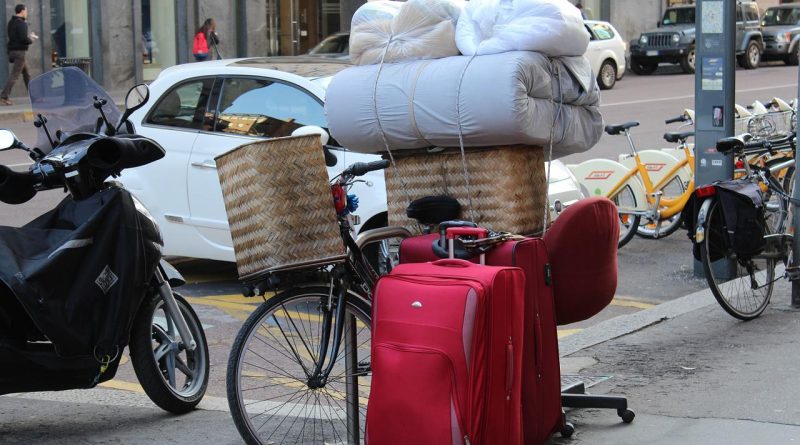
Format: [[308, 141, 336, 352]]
[[329, 0, 602, 156], [349, 0, 464, 66]]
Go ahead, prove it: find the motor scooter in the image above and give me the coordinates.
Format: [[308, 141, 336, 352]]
[[0, 67, 209, 413]]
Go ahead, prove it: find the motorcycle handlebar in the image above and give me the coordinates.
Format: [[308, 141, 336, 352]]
[[0, 165, 36, 204], [341, 160, 390, 178]]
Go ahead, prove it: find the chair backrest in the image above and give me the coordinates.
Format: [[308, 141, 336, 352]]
[[543, 197, 619, 326]]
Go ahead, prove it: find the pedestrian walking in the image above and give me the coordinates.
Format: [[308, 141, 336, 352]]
[[193, 18, 220, 61], [1, 4, 37, 106]]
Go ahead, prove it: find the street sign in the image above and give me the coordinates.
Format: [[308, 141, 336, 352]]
[[694, 0, 735, 278]]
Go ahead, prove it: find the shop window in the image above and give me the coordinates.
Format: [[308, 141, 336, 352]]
[[50, 0, 91, 59], [142, 0, 178, 81]]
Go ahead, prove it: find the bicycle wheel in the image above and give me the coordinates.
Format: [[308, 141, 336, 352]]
[[227, 286, 372, 445], [613, 185, 641, 248], [637, 176, 686, 239], [700, 199, 775, 320]]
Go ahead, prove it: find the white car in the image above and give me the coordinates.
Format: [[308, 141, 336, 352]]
[[584, 20, 626, 90], [119, 58, 389, 262], [119, 58, 584, 262]]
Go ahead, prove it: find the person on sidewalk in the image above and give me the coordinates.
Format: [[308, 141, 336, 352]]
[[1, 4, 37, 106], [193, 18, 220, 62]]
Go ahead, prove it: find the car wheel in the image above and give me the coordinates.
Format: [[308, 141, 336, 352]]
[[740, 41, 761, 70], [598, 60, 617, 90], [680, 45, 696, 74], [786, 47, 799, 66], [630, 59, 658, 75]]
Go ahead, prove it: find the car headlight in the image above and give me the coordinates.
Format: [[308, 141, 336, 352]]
[[672, 33, 680, 43], [778, 32, 792, 42], [640, 35, 648, 45]]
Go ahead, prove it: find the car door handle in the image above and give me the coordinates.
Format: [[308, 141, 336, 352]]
[[191, 160, 217, 169]]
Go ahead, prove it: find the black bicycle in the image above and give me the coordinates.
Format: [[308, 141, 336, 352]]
[[226, 159, 411, 444]]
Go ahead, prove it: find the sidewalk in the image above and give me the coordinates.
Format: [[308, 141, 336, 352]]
[[548, 278, 800, 444], [0, 91, 126, 125]]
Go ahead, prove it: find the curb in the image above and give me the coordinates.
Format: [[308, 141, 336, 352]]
[[0, 109, 33, 125], [559, 286, 716, 357]]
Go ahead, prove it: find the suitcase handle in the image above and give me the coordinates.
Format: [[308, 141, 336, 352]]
[[431, 259, 476, 268], [445, 227, 489, 240]]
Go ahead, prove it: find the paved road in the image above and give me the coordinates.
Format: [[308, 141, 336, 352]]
[[0, 64, 799, 443]]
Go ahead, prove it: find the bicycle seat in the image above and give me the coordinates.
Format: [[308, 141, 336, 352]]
[[716, 135, 750, 154], [405, 195, 461, 225], [604, 122, 640, 135], [663, 131, 695, 144]]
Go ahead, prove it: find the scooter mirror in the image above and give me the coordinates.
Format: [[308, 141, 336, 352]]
[[0, 129, 18, 151], [125, 84, 150, 112]]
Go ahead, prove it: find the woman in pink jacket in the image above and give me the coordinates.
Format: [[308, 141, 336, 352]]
[[193, 18, 218, 61]]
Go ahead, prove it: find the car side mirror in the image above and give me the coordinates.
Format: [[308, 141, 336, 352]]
[[291, 125, 337, 166], [0, 129, 19, 151]]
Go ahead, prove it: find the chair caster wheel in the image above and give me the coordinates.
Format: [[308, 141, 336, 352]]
[[560, 422, 575, 438], [619, 409, 635, 423]]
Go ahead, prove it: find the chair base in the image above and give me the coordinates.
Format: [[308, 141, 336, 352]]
[[560, 381, 635, 437]]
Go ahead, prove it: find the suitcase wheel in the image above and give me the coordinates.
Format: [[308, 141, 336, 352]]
[[560, 422, 575, 438]]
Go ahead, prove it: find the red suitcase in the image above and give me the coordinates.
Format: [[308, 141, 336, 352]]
[[367, 259, 526, 445], [399, 232, 563, 445]]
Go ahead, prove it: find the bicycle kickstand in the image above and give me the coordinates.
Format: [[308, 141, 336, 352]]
[[650, 191, 663, 239]]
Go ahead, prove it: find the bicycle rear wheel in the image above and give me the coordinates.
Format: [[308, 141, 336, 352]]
[[613, 185, 641, 248], [700, 199, 775, 320], [227, 286, 372, 444]]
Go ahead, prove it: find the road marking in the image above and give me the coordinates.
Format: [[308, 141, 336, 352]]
[[558, 329, 582, 339], [610, 297, 656, 310], [603, 83, 797, 108], [99, 379, 145, 394]]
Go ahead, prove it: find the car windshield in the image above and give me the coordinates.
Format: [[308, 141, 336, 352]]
[[309, 34, 349, 55], [763, 7, 800, 26], [28, 67, 120, 153], [662, 8, 695, 26]]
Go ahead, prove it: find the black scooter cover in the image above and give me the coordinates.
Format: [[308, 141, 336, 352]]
[[0, 186, 162, 361]]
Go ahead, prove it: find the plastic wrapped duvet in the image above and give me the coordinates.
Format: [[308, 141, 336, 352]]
[[325, 51, 602, 156], [456, 0, 589, 57], [349, 0, 464, 66]]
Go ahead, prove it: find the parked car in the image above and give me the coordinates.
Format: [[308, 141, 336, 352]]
[[117, 58, 387, 262], [761, 3, 800, 65], [629, 1, 763, 75], [307, 32, 349, 59], [584, 20, 626, 90], [118, 58, 584, 262]]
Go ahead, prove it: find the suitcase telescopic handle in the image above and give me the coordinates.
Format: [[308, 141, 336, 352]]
[[445, 227, 488, 265]]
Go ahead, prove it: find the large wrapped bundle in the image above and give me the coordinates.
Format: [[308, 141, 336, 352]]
[[456, 0, 589, 57], [350, 0, 464, 66], [325, 51, 602, 156]]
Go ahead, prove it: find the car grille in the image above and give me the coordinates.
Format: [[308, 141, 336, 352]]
[[763, 35, 776, 42], [644, 33, 678, 48]]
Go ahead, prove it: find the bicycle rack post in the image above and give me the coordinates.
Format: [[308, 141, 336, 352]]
[[790, 61, 800, 308]]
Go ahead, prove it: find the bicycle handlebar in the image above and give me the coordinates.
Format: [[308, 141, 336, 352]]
[[341, 159, 390, 178], [665, 115, 687, 124]]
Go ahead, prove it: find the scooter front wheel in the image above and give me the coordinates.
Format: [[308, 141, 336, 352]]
[[130, 291, 209, 413]]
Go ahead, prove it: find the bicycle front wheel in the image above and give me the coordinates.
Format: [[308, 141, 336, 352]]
[[700, 199, 775, 320], [227, 286, 372, 445]]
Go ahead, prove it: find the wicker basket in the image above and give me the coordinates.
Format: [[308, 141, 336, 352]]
[[215, 135, 345, 281], [385, 146, 547, 235]]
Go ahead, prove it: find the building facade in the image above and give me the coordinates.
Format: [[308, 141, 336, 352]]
[[0, 0, 792, 97]]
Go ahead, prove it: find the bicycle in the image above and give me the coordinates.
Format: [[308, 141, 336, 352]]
[[694, 132, 796, 320], [225, 159, 411, 445], [570, 121, 697, 247]]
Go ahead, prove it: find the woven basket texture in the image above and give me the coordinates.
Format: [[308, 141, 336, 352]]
[[215, 134, 343, 279], [385, 146, 546, 235]]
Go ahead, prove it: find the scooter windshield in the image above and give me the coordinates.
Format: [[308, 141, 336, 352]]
[[28, 67, 121, 154]]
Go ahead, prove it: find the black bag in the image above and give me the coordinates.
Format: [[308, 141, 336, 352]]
[[716, 179, 766, 259]]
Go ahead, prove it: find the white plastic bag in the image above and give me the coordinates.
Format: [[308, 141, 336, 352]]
[[349, 0, 464, 66], [456, 0, 589, 57]]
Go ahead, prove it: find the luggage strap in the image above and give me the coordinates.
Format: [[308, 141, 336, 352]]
[[459, 231, 527, 253]]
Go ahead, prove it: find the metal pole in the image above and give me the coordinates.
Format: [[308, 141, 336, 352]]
[[791, 62, 800, 308]]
